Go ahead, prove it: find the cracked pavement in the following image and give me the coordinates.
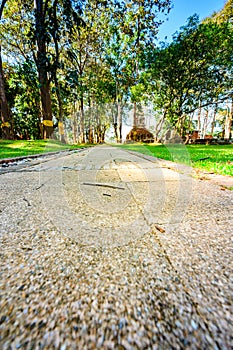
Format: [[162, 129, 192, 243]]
[[0, 145, 232, 349]]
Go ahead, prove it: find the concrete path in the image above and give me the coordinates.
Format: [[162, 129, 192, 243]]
[[0, 145, 232, 349]]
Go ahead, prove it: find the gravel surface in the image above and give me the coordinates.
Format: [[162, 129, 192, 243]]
[[0, 145, 232, 349]]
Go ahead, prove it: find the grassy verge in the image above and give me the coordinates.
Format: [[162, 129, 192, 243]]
[[118, 143, 233, 177], [0, 140, 92, 160]]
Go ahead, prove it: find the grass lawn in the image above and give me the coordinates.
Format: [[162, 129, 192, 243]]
[[118, 143, 233, 177], [0, 140, 91, 160]]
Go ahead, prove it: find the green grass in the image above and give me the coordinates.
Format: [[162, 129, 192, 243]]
[[118, 143, 233, 177], [0, 140, 91, 160], [1, 140, 232, 176]]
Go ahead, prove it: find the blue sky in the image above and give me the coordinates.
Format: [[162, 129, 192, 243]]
[[158, 0, 226, 42]]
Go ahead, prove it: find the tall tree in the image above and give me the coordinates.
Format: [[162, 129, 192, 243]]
[[147, 14, 233, 137], [30, 0, 82, 139], [33, 0, 54, 139], [0, 0, 14, 139], [103, 0, 172, 141], [50, 0, 66, 142], [4, 60, 42, 139]]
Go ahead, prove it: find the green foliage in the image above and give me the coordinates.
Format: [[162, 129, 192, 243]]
[[130, 83, 146, 102], [146, 11, 233, 135], [5, 61, 41, 139]]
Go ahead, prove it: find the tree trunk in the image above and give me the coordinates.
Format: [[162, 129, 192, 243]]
[[95, 127, 100, 143], [188, 112, 194, 133], [39, 73, 53, 139], [202, 109, 209, 139], [95, 108, 100, 143], [54, 76, 66, 143], [133, 101, 137, 128], [0, 46, 14, 139], [79, 96, 85, 143], [117, 101, 122, 143], [113, 122, 118, 140], [224, 100, 232, 140], [211, 104, 218, 136], [72, 106, 77, 144], [89, 124, 94, 144], [51, 0, 65, 143], [176, 114, 186, 137], [197, 101, 202, 135], [34, 0, 53, 139], [115, 82, 122, 142], [0, 0, 14, 139], [155, 110, 166, 141], [100, 126, 106, 143]]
